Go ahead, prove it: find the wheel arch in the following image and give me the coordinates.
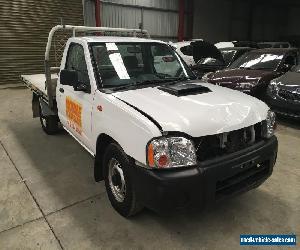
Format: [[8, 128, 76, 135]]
[[94, 133, 114, 182], [94, 133, 135, 182]]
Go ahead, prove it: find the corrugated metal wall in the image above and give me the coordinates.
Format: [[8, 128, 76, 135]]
[[0, 0, 84, 85], [84, 0, 186, 41]]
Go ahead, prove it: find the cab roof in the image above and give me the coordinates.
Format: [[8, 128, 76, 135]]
[[74, 36, 166, 44]]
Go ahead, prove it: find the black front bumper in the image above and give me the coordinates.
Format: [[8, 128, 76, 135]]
[[129, 137, 278, 214]]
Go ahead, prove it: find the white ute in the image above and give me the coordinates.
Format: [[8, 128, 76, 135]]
[[22, 25, 278, 217]]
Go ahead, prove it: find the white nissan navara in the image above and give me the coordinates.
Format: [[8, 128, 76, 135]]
[[22, 25, 278, 217]]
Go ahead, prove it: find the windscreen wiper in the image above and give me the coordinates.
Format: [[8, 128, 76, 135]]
[[108, 77, 189, 91], [109, 83, 137, 91], [109, 80, 161, 91], [140, 77, 189, 85]]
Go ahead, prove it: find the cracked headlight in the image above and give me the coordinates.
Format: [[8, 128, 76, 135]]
[[262, 110, 276, 138], [146, 137, 197, 168]]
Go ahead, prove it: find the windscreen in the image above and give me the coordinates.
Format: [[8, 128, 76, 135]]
[[229, 52, 284, 70], [221, 50, 237, 65], [90, 42, 194, 88]]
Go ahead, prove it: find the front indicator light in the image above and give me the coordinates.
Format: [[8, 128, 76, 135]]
[[147, 143, 155, 167]]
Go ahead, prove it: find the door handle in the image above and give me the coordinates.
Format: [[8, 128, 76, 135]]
[[59, 87, 64, 93]]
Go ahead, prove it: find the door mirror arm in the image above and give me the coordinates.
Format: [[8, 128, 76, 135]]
[[74, 82, 91, 93]]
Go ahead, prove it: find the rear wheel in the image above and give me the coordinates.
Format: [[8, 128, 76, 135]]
[[39, 103, 59, 135], [103, 143, 143, 217]]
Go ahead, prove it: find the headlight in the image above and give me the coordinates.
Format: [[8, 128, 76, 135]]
[[262, 110, 276, 138], [147, 137, 197, 168], [268, 80, 279, 96]]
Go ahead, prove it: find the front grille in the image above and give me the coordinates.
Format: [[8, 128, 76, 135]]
[[215, 160, 269, 199], [278, 89, 300, 102], [194, 122, 263, 162]]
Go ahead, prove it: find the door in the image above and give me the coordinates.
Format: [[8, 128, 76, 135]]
[[57, 42, 93, 150]]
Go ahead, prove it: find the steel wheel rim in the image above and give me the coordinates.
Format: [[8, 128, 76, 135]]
[[108, 158, 126, 202], [40, 105, 47, 127]]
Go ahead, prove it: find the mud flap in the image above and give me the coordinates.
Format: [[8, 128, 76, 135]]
[[32, 93, 39, 118], [32, 94, 56, 118], [39, 98, 56, 117]]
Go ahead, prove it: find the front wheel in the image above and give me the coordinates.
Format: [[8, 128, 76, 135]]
[[103, 143, 143, 217]]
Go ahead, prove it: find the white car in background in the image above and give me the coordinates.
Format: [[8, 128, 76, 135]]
[[215, 41, 259, 49], [215, 41, 236, 49], [171, 40, 203, 66], [258, 42, 292, 48]]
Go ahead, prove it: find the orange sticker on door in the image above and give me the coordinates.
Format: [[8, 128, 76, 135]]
[[66, 96, 82, 135]]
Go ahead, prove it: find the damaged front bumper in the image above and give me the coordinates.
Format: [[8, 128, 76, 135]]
[[129, 136, 278, 214]]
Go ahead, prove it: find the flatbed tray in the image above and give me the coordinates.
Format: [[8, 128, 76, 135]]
[[21, 74, 58, 100]]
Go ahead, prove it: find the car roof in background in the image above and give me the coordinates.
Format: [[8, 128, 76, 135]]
[[247, 48, 298, 54], [258, 42, 290, 45], [220, 47, 253, 51]]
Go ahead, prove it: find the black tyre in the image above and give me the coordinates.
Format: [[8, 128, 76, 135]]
[[39, 103, 59, 135], [103, 143, 143, 217]]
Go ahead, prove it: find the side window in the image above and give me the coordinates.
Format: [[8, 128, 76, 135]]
[[65, 43, 90, 86]]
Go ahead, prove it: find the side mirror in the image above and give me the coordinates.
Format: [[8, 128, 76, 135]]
[[60, 69, 78, 86], [60, 69, 90, 93], [75, 82, 91, 93], [281, 64, 292, 72]]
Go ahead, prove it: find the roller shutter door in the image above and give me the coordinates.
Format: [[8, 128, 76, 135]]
[[0, 0, 84, 85]]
